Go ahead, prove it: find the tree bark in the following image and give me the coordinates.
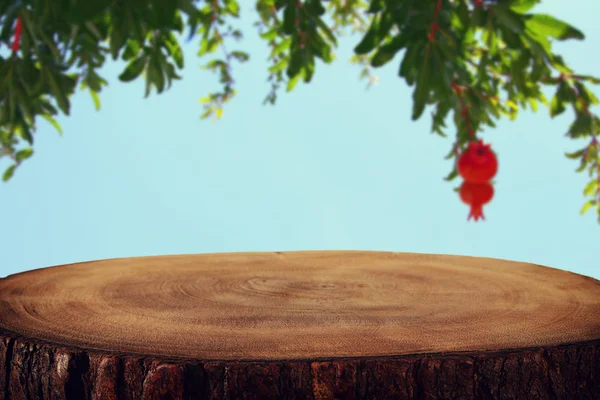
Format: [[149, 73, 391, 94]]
[[0, 251, 598, 400]]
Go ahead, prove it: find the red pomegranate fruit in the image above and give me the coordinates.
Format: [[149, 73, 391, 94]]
[[459, 181, 494, 221], [457, 140, 498, 183]]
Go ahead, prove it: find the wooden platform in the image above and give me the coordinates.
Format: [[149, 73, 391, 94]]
[[1, 251, 599, 399]]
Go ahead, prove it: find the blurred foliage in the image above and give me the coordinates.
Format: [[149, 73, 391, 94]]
[[0, 0, 599, 222]]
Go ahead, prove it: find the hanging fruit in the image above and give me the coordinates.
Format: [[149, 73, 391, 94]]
[[457, 139, 498, 183], [459, 181, 494, 221]]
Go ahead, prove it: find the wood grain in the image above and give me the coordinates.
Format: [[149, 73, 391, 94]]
[[0, 251, 599, 399]]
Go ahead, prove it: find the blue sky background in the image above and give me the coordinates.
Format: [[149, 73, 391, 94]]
[[1, 0, 598, 280]]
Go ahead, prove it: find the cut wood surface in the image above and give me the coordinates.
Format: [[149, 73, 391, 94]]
[[0, 251, 599, 399]]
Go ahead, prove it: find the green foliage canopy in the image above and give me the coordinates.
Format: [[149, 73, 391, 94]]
[[0, 0, 599, 221]]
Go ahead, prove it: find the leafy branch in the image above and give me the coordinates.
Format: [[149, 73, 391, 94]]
[[1, 0, 599, 222], [197, 0, 247, 120]]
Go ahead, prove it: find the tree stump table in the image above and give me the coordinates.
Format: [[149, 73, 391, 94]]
[[0, 251, 599, 400]]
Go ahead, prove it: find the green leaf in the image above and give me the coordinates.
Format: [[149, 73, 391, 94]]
[[309, 33, 333, 63], [584, 180, 598, 197], [509, 0, 538, 14], [286, 74, 301, 92], [273, 38, 292, 55], [367, 0, 385, 13], [315, 17, 337, 45], [568, 114, 593, 137], [574, 81, 598, 106], [109, 23, 127, 60], [577, 75, 600, 85], [85, 21, 104, 41], [557, 80, 576, 102], [530, 55, 548, 81], [45, 71, 71, 115], [444, 168, 458, 181], [282, 3, 297, 35], [150, 57, 165, 94], [41, 114, 63, 135], [2, 165, 16, 182], [15, 148, 33, 163], [70, 0, 108, 22], [198, 38, 219, 56], [260, 28, 278, 41], [166, 38, 184, 69], [268, 59, 287, 73], [471, 6, 486, 27], [528, 98, 538, 112], [121, 40, 141, 60], [286, 46, 303, 79], [200, 106, 213, 119], [580, 199, 596, 215], [14, 125, 34, 145], [303, 59, 315, 83], [564, 147, 586, 160], [576, 159, 588, 173], [203, 59, 227, 70], [354, 14, 381, 55], [412, 46, 431, 121], [38, 31, 62, 61], [144, 69, 152, 98], [493, 5, 526, 34], [13, 87, 34, 122], [306, 0, 325, 16], [20, 11, 40, 56], [549, 94, 566, 117], [90, 90, 101, 111], [370, 34, 406, 68], [399, 46, 419, 85], [230, 51, 249, 62], [550, 55, 573, 75], [525, 14, 585, 41], [224, 0, 240, 16], [118, 56, 147, 82], [83, 69, 107, 93]]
